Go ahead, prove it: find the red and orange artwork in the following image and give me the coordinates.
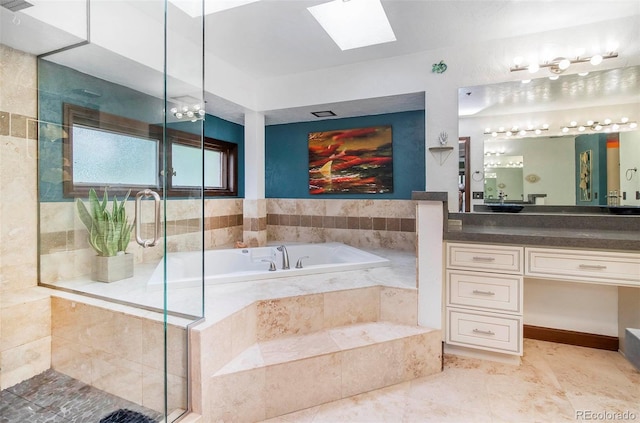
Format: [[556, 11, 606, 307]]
[[308, 126, 393, 194]]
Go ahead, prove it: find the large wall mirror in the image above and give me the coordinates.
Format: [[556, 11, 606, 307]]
[[459, 65, 640, 209]]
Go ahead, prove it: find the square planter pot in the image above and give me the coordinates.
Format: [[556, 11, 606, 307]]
[[92, 253, 134, 283]]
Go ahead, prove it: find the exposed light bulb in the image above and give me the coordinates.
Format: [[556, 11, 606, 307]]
[[535, 129, 541, 135], [594, 124, 603, 131], [492, 132, 498, 137], [485, 127, 491, 133], [558, 59, 571, 70], [522, 79, 531, 84], [513, 56, 523, 66], [562, 127, 569, 133], [604, 118, 612, 124], [570, 121, 577, 127], [630, 122, 638, 129], [519, 130, 526, 136], [528, 63, 539, 73], [182, 106, 189, 113], [578, 126, 585, 131], [499, 127, 505, 132], [549, 75, 559, 80], [612, 123, 620, 130], [621, 117, 629, 123], [578, 72, 589, 76], [587, 120, 594, 126], [175, 112, 183, 119], [590, 54, 603, 65], [542, 123, 549, 129], [170, 107, 178, 114]]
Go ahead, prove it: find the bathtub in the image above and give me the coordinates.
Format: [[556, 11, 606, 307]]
[[147, 242, 390, 289]]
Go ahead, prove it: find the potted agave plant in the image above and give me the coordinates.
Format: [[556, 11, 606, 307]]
[[76, 188, 134, 282]]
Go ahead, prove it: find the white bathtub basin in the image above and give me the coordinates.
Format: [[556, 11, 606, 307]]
[[147, 242, 390, 289]]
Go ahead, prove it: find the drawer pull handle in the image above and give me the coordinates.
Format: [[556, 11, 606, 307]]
[[472, 328, 495, 335], [472, 290, 496, 296], [472, 256, 496, 262], [578, 264, 607, 270]]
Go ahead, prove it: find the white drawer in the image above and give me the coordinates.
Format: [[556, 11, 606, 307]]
[[446, 308, 522, 355], [447, 270, 522, 314], [526, 248, 640, 287], [447, 243, 523, 274]]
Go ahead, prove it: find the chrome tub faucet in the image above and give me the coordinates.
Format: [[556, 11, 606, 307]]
[[277, 245, 290, 269]]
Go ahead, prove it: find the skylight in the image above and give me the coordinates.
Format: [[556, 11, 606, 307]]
[[169, 0, 259, 18], [308, 0, 396, 51]]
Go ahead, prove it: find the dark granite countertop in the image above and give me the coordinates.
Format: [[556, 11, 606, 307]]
[[446, 212, 640, 251]]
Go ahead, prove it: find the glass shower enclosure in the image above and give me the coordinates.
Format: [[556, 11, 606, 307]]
[[36, 1, 205, 420]]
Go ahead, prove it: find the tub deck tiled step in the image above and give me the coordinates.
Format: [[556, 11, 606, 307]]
[[208, 321, 441, 422]]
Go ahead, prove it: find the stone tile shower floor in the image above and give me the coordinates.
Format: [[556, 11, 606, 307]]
[[0, 369, 162, 423], [263, 339, 640, 423]]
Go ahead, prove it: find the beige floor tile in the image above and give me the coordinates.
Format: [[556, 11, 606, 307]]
[[257, 340, 640, 423]]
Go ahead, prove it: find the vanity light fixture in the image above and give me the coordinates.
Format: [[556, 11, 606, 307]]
[[561, 117, 637, 133], [484, 124, 549, 138], [510, 51, 618, 75]]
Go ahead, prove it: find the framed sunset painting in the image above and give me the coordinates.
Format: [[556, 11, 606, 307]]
[[308, 125, 393, 194]]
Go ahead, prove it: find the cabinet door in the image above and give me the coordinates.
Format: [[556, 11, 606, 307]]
[[447, 308, 523, 355], [447, 243, 523, 274], [447, 270, 522, 314], [526, 248, 640, 287]]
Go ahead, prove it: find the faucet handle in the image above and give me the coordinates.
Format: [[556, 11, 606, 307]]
[[262, 259, 276, 271], [295, 256, 310, 269]]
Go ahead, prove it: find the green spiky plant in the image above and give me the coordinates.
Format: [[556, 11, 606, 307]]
[[76, 188, 134, 257]]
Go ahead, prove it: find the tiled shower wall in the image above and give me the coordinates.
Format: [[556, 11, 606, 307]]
[[267, 199, 416, 252], [0, 44, 49, 389]]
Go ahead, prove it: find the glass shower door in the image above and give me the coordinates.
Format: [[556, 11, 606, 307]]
[[35, 0, 205, 421]]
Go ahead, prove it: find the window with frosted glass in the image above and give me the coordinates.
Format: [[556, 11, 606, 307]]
[[72, 125, 158, 186], [172, 144, 223, 188], [63, 103, 238, 197]]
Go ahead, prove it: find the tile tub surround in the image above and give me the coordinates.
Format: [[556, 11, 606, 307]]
[[267, 199, 417, 252], [190, 285, 440, 422]]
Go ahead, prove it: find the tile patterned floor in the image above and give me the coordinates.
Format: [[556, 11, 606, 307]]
[[0, 369, 162, 423], [263, 339, 640, 423]]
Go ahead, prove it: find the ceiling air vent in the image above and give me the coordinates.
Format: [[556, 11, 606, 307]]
[[1, 0, 33, 12]]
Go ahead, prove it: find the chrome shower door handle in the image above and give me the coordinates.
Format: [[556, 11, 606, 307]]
[[135, 189, 161, 248]]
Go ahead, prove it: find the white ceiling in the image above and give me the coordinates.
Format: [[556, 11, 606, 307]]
[[1, 0, 639, 127]]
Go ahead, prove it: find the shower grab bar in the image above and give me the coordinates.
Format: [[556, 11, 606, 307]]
[[135, 189, 161, 248]]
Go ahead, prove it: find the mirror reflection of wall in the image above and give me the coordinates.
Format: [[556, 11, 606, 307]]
[[460, 66, 640, 210], [483, 131, 640, 206], [484, 137, 576, 205]]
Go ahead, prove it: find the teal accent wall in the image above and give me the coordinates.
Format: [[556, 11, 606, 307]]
[[575, 133, 607, 205], [265, 111, 425, 199], [37, 60, 244, 201]]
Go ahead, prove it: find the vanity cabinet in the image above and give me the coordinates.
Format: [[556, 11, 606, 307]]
[[445, 243, 524, 356], [526, 247, 640, 288]]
